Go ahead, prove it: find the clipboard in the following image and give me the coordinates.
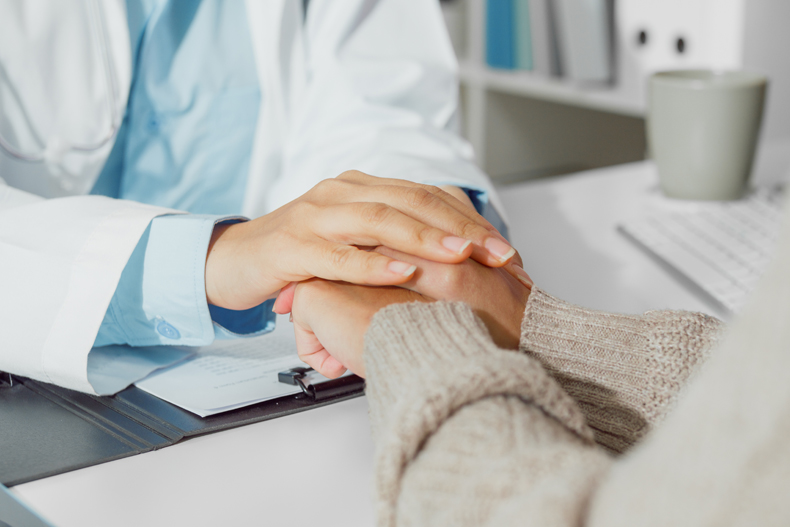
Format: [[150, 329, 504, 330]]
[[0, 369, 364, 487]]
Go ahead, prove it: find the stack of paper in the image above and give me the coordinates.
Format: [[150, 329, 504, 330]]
[[134, 316, 317, 417]]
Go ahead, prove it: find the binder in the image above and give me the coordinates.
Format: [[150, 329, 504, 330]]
[[514, 0, 534, 70], [528, 0, 562, 76], [0, 370, 364, 487], [552, 0, 614, 83], [486, 0, 516, 69]]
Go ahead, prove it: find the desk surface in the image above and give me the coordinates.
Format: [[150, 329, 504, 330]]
[[12, 160, 761, 526], [500, 161, 726, 320]]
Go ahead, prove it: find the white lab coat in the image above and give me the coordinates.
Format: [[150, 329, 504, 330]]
[[0, 0, 499, 393]]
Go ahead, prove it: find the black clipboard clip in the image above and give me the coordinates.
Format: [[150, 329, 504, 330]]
[[0, 371, 14, 389], [278, 367, 364, 401]]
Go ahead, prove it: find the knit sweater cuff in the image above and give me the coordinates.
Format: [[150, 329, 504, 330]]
[[364, 301, 495, 398], [364, 301, 594, 525], [364, 301, 594, 441], [520, 287, 723, 452]]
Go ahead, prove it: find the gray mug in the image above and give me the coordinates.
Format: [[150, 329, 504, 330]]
[[647, 70, 768, 200]]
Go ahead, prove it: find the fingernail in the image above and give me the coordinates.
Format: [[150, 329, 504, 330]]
[[388, 260, 417, 277], [513, 264, 533, 288], [485, 238, 516, 263], [441, 236, 472, 255], [289, 313, 294, 322]]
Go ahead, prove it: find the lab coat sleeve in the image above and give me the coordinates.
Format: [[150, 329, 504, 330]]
[[252, 0, 507, 227], [93, 215, 276, 348], [0, 178, 173, 393]]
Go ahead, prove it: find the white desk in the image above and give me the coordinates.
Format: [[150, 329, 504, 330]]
[[498, 161, 726, 320], [12, 160, 769, 526]]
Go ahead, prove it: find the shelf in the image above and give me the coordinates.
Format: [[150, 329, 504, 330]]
[[458, 60, 645, 118]]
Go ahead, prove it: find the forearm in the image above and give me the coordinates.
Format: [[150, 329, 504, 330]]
[[364, 301, 609, 527], [518, 287, 724, 453]]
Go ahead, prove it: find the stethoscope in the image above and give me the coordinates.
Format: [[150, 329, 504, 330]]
[[0, 0, 121, 169]]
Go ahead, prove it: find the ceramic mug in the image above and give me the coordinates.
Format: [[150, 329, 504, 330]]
[[648, 70, 768, 200]]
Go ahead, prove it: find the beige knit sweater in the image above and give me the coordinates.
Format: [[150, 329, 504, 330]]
[[364, 276, 790, 525]]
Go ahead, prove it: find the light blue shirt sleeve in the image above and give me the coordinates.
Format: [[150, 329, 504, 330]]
[[90, 0, 261, 217], [93, 215, 275, 348]]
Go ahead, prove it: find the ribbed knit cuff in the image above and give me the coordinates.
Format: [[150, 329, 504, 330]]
[[520, 287, 723, 453], [364, 301, 594, 527]]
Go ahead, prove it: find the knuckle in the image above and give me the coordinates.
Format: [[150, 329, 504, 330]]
[[337, 170, 365, 181], [305, 183, 324, 201], [458, 220, 483, 240], [312, 178, 337, 196], [327, 245, 354, 269], [423, 184, 443, 195], [412, 225, 434, 246], [360, 254, 381, 275], [313, 179, 330, 192], [360, 202, 393, 228], [403, 187, 437, 210], [310, 178, 354, 203]]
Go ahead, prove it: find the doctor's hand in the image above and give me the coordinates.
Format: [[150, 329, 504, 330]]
[[205, 171, 514, 310], [290, 280, 433, 378]]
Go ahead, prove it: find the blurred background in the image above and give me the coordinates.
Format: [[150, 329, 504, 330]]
[[439, 0, 790, 184]]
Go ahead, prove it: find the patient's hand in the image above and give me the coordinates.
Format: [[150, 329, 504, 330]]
[[289, 249, 532, 378], [290, 281, 431, 378], [375, 247, 532, 349]]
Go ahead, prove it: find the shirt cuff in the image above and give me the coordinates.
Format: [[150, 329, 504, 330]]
[[93, 214, 275, 347], [209, 301, 276, 339]]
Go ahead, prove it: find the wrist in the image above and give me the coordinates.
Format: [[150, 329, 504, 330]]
[[204, 222, 236, 307]]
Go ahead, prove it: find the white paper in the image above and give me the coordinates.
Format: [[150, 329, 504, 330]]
[[87, 344, 196, 396], [134, 317, 308, 417]]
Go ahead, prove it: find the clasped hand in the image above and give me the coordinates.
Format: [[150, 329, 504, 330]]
[[203, 170, 531, 379], [285, 248, 533, 379], [204, 171, 516, 310]]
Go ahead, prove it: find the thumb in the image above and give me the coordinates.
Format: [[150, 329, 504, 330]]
[[293, 319, 347, 379], [273, 282, 298, 314]]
